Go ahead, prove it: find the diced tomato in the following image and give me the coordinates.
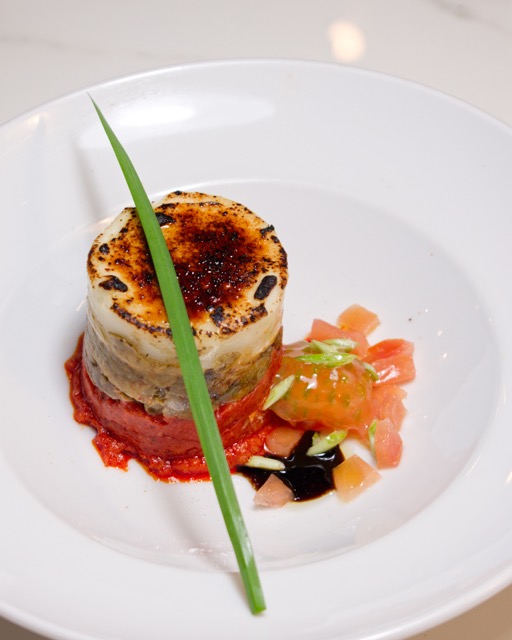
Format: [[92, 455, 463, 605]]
[[269, 353, 374, 433], [367, 338, 414, 361], [333, 454, 381, 502], [371, 384, 407, 431], [307, 319, 369, 357], [337, 304, 380, 336], [366, 339, 415, 385], [372, 418, 403, 468], [254, 474, 294, 508], [265, 427, 304, 457], [263, 312, 414, 494]]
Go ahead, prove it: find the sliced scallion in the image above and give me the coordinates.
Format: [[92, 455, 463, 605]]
[[363, 361, 379, 381], [309, 338, 357, 353], [296, 352, 357, 367], [91, 99, 265, 614], [307, 430, 347, 456], [244, 456, 286, 471], [322, 337, 358, 351], [368, 419, 378, 456], [263, 374, 295, 410]]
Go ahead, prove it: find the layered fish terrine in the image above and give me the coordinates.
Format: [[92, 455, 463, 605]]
[[66, 191, 288, 480]]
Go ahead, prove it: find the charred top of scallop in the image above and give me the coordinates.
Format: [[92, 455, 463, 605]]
[[87, 191, 287, 340]]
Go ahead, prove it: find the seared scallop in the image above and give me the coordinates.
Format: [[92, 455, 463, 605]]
[[84, 191, 288, 418]]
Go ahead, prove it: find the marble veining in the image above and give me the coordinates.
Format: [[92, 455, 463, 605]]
[[428, 0, 512, 36]]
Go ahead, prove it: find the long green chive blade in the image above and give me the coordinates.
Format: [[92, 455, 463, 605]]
[[91, 98, 265, 614]]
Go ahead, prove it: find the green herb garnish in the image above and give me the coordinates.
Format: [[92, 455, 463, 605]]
[[307, 430, 347, 456], [296, 352, 358, 367], [309, 338, 357, 353], [368, 419, 378, 456], [263, 374, 295, 410], [91, 99, 265, 614], [363, 361, 379, 381], [245, 455, 286, 471]]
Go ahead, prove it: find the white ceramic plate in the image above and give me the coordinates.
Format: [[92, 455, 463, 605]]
[[0, 60, 511, 640]]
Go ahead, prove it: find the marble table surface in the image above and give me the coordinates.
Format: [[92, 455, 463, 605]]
[[1, 1, 511, 638]]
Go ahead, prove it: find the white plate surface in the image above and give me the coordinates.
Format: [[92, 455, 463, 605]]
[[0, 60, 511, 640]]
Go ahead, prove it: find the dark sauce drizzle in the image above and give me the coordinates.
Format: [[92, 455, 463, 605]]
[[237, 430, 344, 502]]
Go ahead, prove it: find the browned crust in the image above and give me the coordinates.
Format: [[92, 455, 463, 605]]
[[87, 191, 288, 337]]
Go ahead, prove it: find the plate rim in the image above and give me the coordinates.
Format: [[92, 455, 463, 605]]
[[1, 58, 511, 640]]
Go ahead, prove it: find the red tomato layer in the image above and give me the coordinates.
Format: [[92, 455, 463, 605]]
[[65, 335, 283, 481]]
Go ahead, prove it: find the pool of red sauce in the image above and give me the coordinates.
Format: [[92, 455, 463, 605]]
[[65, 335, 283, 482]]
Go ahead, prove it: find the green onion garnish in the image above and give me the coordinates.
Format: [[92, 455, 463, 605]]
[[296, 352, 358, 367], [363, 361, 379, 381], [244, 456, 286, 471], [307, 430, 347, 456], [91, 99, 265, 614], [263, 374, 295, 410], [368, 419, 378, 456], [309, 338, 357, 353]]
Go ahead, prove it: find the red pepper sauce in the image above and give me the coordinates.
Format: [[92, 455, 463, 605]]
[[64, 335, 282, 482]]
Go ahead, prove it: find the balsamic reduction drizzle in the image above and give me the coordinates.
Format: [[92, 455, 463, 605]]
[[237, 431, 343, 502]]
